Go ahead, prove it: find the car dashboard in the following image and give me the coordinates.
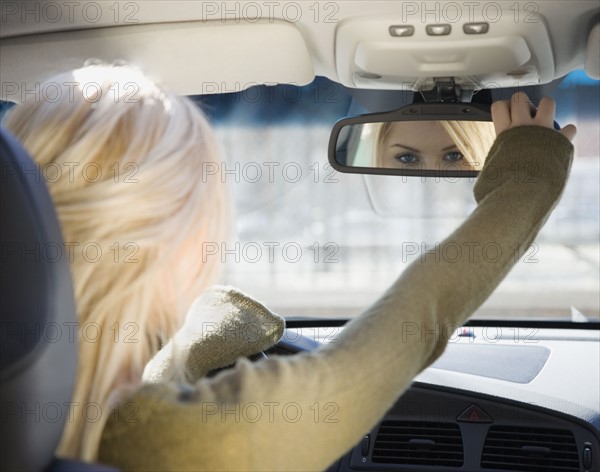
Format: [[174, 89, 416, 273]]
[[268, 325, 600, 472]]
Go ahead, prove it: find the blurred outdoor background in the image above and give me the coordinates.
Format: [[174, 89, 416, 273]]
[[200, 71, 599, 320]]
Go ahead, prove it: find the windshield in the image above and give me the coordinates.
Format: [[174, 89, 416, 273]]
[[193, 71, 599, 321], [2, 71, 597, 321]]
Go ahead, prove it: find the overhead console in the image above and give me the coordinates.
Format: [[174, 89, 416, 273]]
[[335, 8, 555, 92]]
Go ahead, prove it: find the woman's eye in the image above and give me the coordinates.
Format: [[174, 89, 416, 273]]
[[443, 151, 463, 162], [395, 153, 419, 164]]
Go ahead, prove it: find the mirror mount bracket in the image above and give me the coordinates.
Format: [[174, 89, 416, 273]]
[[417, 78, 474, 104]]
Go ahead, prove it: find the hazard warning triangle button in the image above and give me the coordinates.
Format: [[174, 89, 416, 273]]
[[456, 404, 492, 423]]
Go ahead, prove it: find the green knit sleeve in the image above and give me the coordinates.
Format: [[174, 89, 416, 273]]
[[475, 125, 573, 204]]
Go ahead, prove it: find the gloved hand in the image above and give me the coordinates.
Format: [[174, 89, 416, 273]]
[[142, 286, 285, 384]]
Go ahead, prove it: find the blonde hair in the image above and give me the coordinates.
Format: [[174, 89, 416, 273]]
[[439, 121, 496, 169], [374, 120, 496, 169], [3, 65, 230, 460]]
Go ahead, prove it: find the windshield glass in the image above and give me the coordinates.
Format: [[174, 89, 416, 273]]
[[2, 71, 597, 321], [193, 71, 599, 321]]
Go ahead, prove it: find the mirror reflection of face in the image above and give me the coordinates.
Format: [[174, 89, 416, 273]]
[[378, 121, 473, 171]]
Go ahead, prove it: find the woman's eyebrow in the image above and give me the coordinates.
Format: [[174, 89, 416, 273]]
[[390, 144, 420, 153], [441, 144, 460, 151]]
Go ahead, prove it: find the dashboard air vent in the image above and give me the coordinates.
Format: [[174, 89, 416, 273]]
[[372, 420, 464, 466], [481, 425, 579, 471]]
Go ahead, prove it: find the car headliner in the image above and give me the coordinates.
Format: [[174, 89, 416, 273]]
[[0, 1, 598, 99]]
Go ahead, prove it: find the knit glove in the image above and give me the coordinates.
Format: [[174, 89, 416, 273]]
[[142, 286, 285, 384]]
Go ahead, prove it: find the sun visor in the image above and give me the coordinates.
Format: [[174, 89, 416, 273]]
[[585, 22, 600, 80], [0, 20, 314, 101], [335, 10, 554, 91]]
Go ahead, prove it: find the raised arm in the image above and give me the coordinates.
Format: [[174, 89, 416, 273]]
[[98, 94, 575, 472]]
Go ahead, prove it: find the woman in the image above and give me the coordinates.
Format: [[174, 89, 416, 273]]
[[3, 65, 231, 460], [374, 120, 497, 171], [3, 64, 576, 471]]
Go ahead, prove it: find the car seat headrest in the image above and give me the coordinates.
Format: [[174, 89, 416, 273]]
[[1, 127, 78, 471]]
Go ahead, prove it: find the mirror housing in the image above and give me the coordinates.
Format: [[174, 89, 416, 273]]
[[328, 102, 493, 178]]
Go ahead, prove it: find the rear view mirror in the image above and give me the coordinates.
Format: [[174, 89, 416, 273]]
[[328, 103, 495, 178]]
